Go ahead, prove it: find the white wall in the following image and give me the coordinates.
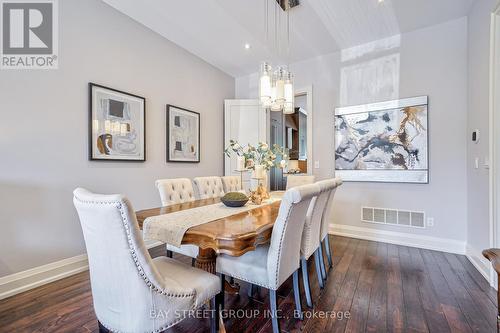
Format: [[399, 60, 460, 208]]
[[0, 0, 234, 277], [236, 18, 469, 247], [466, 0, 498, 275]]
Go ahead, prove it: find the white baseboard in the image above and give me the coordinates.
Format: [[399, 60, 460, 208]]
[[465, 244, 493, 287], [0, 254, 89, 301], [0, 240, 163, 301], [329, 224, 466, 254]]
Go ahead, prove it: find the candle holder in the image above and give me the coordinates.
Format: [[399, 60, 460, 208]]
[[234, 169, 249, 191]]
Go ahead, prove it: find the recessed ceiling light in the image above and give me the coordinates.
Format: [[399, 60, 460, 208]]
[[244, 43, 251, 50], [378, 0, 384, 3]]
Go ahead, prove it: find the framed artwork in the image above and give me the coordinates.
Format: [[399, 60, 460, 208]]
[[89, 83, 146, 161], [166, 105, 200, 163], [334, 96, 428, 183]]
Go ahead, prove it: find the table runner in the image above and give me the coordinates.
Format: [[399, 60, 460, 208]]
[[143, 192, 284, 247]]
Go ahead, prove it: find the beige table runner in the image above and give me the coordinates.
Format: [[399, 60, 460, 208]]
[[143, 192, 284, 247]]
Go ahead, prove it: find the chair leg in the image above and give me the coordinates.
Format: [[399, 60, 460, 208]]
[[292, 270, 303, 320], [166, 250, 173, 258], [191, 258, 196, 267], [269, 289, 281, 333], [324, 236, 333, 268], [301, 258, 313, 308], [318, 244, 327, 282], [210, 296, 219, 333], [218, 273, 225, 310], [98, 321, 109, 333], [314, 249, 325, 289], [248, 283, 254, 298]]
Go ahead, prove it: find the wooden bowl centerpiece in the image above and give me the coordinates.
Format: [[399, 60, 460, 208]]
[[221, 192, 249, 207]]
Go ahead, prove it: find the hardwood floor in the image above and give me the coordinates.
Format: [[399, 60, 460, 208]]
[[0, 236, 497, 333]]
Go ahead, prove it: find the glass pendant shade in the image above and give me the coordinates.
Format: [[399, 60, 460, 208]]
[[283, 72, 294, 114], [269, 77, 281, 111], [274, 67, 285, 104], [259, 62, 272, 105]]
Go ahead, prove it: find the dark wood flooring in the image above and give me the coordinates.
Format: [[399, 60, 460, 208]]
[[0, 236, 497, 333]]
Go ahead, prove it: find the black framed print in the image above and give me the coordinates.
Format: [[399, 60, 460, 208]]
[[89, 83, 146, 161], [166, 105, 200, 163]]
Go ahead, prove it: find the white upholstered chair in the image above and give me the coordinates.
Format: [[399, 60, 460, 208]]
[[73, 188, 220, 333], [216, 183, 320, 333], [155, 178, 200, 263], [299, 178, 337, 308], [319, 178, 343, 281], [156, 178, 196, 206], [286, 175, 315, 190], [193, 176, 225, 199], [221, 176, 243, 193]]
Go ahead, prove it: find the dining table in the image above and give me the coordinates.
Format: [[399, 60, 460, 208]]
[[135, 192, 284, 294]]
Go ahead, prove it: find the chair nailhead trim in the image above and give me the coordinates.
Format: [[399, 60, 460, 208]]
[[218, 270, 272, 290], [73, 196, 204, 333], [273, 202, 296, 289]]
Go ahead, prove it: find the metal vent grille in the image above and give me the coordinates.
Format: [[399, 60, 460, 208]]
[[386, 210, 398, 225], [362, 207, 374, 221], [411, 212, 425, 228], [373, 209, 385, 223], [398, 211, 411, 226], [361, 207, 425, 229]]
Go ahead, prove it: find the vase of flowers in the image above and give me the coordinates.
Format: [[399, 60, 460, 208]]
[[225, 140, 288, 203], [224, 140, 288, 191]]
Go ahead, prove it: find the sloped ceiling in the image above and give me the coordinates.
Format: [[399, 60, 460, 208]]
[[102, 0, 476, 77]]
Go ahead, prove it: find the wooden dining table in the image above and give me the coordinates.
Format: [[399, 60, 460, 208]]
[[135, 195, 283, 292]]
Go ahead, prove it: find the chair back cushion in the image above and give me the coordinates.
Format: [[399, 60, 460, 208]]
[[221, 176, 242, 193], [193, 176, 225, 199], [156, 178, 196, 206], [300, 178, 337, 259], [286, 175, 316, 190], [267, 183, 320, 289], [73, 188, 195, 332], [320, 178, 343, 239]]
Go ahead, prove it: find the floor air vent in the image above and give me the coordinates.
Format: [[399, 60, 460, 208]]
[[361, 207, 425, 228]]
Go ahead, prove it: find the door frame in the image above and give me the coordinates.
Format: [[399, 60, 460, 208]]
[[489, 3, 500, 286], [295, 85, 313, 175]]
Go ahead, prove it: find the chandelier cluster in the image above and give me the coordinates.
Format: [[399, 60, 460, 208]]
[[258, 0, 297, 114], [259, 62, 294, 114]]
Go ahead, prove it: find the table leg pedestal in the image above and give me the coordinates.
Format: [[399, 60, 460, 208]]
[[195, 248, 217, 273]]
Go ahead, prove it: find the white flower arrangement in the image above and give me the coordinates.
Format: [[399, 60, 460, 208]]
[[224, 140, 288, 171]]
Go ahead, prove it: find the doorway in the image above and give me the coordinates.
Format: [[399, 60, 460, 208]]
[[269, 86, 313, 191]]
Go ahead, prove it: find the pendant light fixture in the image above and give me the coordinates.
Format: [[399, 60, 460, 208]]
[[259, 62, 272, 107], [259, 0, 297, 114], [283, 71, 294, 114]]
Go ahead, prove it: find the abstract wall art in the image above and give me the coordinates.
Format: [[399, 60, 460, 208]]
[[89, 83, 146, 161], [167, 105, 200, 163], [334, 96, 428, 183]]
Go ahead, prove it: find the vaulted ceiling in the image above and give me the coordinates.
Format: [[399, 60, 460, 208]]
[[102, 0, 476, 77]]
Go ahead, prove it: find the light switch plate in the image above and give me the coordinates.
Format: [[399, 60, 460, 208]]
[[472, 129, 480, 143], [314, 161, 320, 169]]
